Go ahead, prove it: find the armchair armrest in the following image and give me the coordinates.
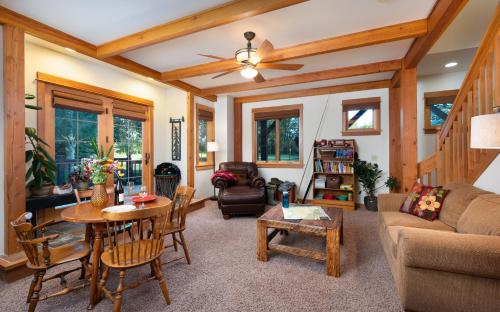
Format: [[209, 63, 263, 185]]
[[212, 177, 228, 189], [378, 193, 406, 212], [398, 227, 500, 279], [33, 220, 56, 233], [251, 177, 265, 188]]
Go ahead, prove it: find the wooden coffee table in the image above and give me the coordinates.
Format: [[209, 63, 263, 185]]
[[257, 204, 343, 277]]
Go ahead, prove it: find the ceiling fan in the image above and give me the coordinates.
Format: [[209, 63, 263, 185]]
[[199, 31, 304, 82]]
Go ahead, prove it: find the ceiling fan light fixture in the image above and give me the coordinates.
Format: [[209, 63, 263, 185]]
[[240, 65, 258, 79], [235, 48, 258, 65]]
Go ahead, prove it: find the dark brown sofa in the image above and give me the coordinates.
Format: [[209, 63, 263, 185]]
[[212, 162, 266, 219]]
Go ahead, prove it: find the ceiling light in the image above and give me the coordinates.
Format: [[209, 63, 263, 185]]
[[235, 48, 258, 65], [445, 62, 458, 68], [65, 47, 76, 53], [240, 65, 258, 79]]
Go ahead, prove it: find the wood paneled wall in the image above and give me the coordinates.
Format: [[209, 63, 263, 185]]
[[3, 25, 25, 254]]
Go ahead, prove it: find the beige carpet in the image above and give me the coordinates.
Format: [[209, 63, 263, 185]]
[[0, 201, 402, 311]]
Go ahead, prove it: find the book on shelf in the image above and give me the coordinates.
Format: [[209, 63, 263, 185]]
[[314, 159, 354, 174]]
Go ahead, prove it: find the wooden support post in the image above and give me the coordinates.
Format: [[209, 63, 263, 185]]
[[186, 93, 194, 187], [399, 66, 418, 193], [233, 101, 242, 161], [3, 25, 25, 254], [389, 84, 402, 192]]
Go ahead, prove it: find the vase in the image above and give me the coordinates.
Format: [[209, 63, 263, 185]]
[[30, 183, 54, 197], [364, 195, 378, 211], [91, 183, 108, 208]]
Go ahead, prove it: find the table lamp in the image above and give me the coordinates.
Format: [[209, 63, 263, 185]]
[[207, 141, 219, 200], [470, 108, 500, 149]]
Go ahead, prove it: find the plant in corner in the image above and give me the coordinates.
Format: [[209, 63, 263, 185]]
[[353, 159, 398, 211], [25, 93, 57, 197]]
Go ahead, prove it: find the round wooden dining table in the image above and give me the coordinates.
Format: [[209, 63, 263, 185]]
[[61, 196, 171, 310]]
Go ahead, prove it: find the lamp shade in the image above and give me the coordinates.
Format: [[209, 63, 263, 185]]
[[470, 113, 500, 149], [207, 141, 219, 152]]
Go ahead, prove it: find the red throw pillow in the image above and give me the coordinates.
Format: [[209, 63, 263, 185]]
[[211, 170, 237, 186], [400, 182, 449, 221]]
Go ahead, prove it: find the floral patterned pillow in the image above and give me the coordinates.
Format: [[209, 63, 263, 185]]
[[400, 182, 449, 221]]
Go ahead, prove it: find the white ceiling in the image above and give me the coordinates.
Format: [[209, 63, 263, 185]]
[[3, 0, 492, 98], [417, 48, 476, 77]]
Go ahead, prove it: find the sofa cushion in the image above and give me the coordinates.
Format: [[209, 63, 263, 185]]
[[457, 194, 500, 236], [387, 226, 405, 258], [402, 185, 449, 221], [380, 212, 455, 232], [440, 183, 492, 228], [219, 185, 265, 205]]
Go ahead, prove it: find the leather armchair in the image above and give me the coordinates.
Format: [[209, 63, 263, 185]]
[[213, 162, 266, 219]]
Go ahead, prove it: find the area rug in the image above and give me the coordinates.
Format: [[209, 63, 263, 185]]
[[0, 201, 402, 311]]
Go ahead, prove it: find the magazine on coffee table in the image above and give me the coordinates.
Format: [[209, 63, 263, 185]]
[[282, 205, 331, 220]]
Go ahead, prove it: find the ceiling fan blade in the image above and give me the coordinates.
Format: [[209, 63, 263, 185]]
[[256, 40, 274, 60], [257, 63, 304, 70], [212, 68, 240, 79], [198, 53, 228, 61], [253, 72, 265, 83]]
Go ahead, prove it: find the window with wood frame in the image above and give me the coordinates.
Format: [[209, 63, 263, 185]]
[[252, 104, 303, 168], [424, 89, 458, 134], [37, 73, 154, 193], [196, 104, 215, 170], [342, 97, 381, 136]]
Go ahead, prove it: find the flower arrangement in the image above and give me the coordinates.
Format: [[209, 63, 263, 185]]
[[82, 158, 120, 185], [69, 164, 90, 184]]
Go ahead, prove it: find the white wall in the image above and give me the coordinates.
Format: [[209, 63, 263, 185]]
[[194, 96, 216, 198], [0, 26, 5, 255], [242, 88, 390, 203], [215, 95, 234, 164], [416, 71, 467, 161], [474, 155, 500, 193]]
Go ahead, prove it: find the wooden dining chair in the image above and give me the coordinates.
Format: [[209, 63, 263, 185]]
[[98, 204, 172, 312], [11, 212, 91, 312], [163, 186, 195, 264]]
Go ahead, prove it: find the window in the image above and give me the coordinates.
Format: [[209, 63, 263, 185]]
[[342, 97, 381, 136], [196, 104, 214, 170], [54, 108, 98, 184], [38, 74, 153, 192], [424, 90, 458, 134], [114, 116, 143, 193], [252, 104, 303, 168]]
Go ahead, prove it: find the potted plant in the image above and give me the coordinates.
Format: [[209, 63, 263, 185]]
[[69, 164, 90, 191], [25, 127, 57, 197], [353, 159, 398, 211]]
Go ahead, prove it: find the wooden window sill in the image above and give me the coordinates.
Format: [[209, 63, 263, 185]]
[[196, 163, 214, 171], [342, 129, 381, 136], [256, 162, 303, 168], [424, 127, 440, 134]]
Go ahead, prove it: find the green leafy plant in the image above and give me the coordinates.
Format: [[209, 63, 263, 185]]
[[25, 93, 57, 189], [90, 138, 113, 160], [25, 127, 56, 188], [353, 159, 398, 197]]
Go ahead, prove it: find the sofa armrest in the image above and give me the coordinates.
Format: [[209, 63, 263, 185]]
[[378, 193, 406, 212], [398, 227, 500, 279], [212, 177, 228, 189], [251, 177, 265, 188]]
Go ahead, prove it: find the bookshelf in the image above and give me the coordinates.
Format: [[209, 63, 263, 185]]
[[312, 139, 356, 210]]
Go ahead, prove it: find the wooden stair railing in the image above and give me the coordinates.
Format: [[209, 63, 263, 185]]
[[418, 4, 500, 186]]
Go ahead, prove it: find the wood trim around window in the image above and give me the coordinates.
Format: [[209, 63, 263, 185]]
[[423, 89, 458, 134], [36, 73, 154, 195], [195, 104, 215, 170], [341, 96, 381, 136], [251, 104, 303, 168]]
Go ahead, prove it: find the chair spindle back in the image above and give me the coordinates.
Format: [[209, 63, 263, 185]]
[[168, 186, 195, 227]]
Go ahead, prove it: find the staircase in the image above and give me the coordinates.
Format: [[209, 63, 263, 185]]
[[418, 6, 500, 186]]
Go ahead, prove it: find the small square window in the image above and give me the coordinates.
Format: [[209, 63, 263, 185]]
[[424, 90, 458, 134], [342, 97, 381, 136]]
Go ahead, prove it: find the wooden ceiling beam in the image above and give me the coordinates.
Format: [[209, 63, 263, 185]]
[[161, 19, 427, 81], [97, 0, 308, 58], [200, 59, 401, 96], [403, 0, 469, 68], [234, 80, 391, 104], [0, 5, 216, 102]]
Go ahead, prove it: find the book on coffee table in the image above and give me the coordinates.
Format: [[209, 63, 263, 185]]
[[282, 205, 331, 220]]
